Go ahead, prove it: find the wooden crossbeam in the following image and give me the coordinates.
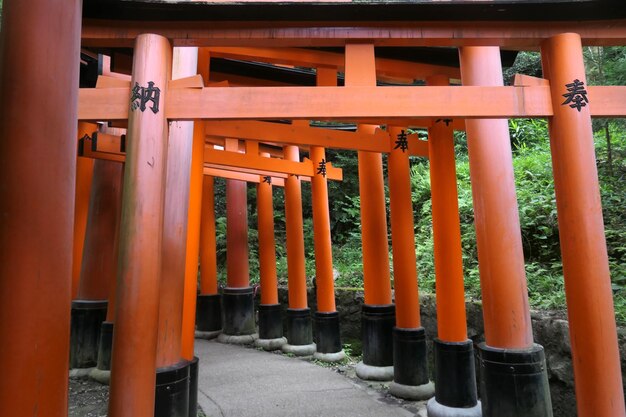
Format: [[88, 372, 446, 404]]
[[206, 47, 461, 80], [82, 19, 626, 48], [79, 85, 626, 121], [204, 147, 343, 180], [204, 167, 285, 186]]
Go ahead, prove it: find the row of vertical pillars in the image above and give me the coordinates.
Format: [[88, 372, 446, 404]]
[[0, 4, 623, 415]]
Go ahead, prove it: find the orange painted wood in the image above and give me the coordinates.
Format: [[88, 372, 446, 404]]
[[207, 46, 460, 79], [200, 176, 218, 295], [169, 74, 204, 89], [156, 47, 197, 369], [460, 46, 532, 350], [205, 120, 391, 153], [78, 84, 626, 121], [108, 34, 172, 417], [204, 147, 342, 180], [226, 178, 250, 288], [346, 44, 392, 306], [0, 2, 82, 415], [82, 19, 626, 48], [257, 159, 280, 305], [203, 167, 286, 186], [541, 33, 626, 417], [311, 67, 338, 313], [182, 47, 206, 361], [77, 160, 123, 302], [284, 145, 308, 309], [92, 132, 123, 154], [387, 126, 420, 329], [73, 123, 97, 299], [427, 75, 468, 343]]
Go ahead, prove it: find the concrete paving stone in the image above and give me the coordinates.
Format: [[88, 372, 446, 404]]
[[195, 339, 417, 417]]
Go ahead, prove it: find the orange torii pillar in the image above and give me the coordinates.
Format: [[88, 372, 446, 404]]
[[154, 47, 199, 417], [193, 51, 222, 342], [255, 159, 288, 351], [386, 126, 435, 400], [218, 139, 257, 344], [425, 75, 481, 417], [72, 123, 96, 299], [195, 173, 223, 339], [182, 49, 210, 417], [541, 33, 626, 417], [459, 46, 552, 417], [70, 159, 124, 374], [282, 145, 316, 355], [0, 2, 81, 414], [310, 67, 345, 362], [346, 44, 395, 381], [0, 1, 81, 415], [108, 34, 171, 417]]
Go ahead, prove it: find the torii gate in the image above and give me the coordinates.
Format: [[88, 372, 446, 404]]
[[1, 2, 625, 417]]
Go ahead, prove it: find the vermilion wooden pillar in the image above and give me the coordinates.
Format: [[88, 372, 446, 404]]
[[282, 144, 316, 355], [108, 34, 172, 417], [310, 67, 344, 361], [0, 1, 81, 416], [192, 50, 222, 343], [72, 123, 96, 299], [345, 43, 395, 381], [196, 172, 223, 338], [425, 76, 481, 417], [255, 156, 287, 351], [459, 46, 552, 417], [70, 159, 123, 372], [218, 138, 256, 343], [387, 126, 434, 400], [154, 47, 198, 417], [541, 33, 626, 417]]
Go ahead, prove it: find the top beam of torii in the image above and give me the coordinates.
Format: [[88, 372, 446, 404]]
[[80, 0, 626, 48]]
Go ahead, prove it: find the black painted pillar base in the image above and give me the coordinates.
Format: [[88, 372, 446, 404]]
[[478, 343, 553, 417], [155, 361, 190, 417], [221, 287, 255, 336], [188, 357, 199, 417], [356, 304, 395, 381], [389, 327, 435, 400], [314, 311, 345, 362], [89, 321, 114, 384], [282, 308, 316, 356], [426, 339, 481, 417], [196, 294, 222, 334], [255, 304, 287, 351], [70, 300, 108, 369]]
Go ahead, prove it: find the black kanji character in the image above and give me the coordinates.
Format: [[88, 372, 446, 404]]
[[394, 130, 408, 152], [130, 81, 161, 114], [562, 79, 589, 112], [262, 176, 272, 184], [316, 159, 327, 177]]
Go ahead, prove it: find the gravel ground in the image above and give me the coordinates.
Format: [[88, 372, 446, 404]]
[[68, 375, 207, 417]]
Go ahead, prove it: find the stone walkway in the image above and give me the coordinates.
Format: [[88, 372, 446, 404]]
[[195, 339, 427, 417]]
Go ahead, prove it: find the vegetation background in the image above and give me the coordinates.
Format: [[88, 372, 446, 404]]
[[211, 48, 626, 324]]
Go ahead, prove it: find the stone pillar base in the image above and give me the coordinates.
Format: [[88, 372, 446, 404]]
[[427, 398, 482, 417], [313, 350, 346, 363], [433, 339, 479, 410], [285, 307, 313, 346], [355, 362, 394, 381], [217, 332, 258, 345], [390, 381, 435, 401], [390, 327, 434, 400], [255, 337, 288, 351], [282, 342, 317, 356]]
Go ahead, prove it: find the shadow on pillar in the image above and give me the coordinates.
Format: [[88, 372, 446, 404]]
[[313, 311, 346, 362], [155, 361, 190, 417], [89, 321, 114, 384], [69, 300, 107, 374], [282, 308, 316, 356], [255, 303, 287, 351], [427, 339, 481, 417], [478, 343, 553, 417], [217, 287, 257, 345], [195, 294, 222, 340], [389, 327, 435, 400], [356, 304, 395, 381]]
